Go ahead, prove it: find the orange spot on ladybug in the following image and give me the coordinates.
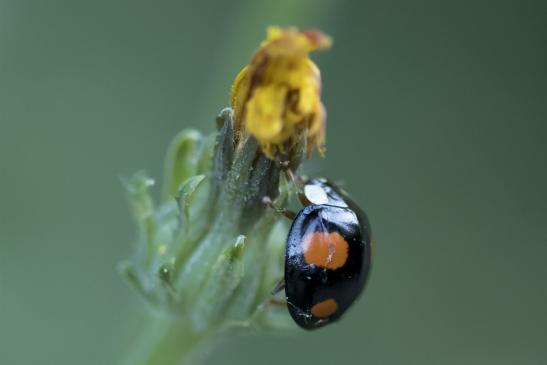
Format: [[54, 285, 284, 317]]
[[310, 298, 338, 318], [301, 231, 349, 269]]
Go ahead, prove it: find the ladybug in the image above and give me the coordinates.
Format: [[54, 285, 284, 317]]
[[269, 177, 373, 330]]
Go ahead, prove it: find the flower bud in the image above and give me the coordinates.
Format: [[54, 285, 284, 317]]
[[231, 26, 332, 160]]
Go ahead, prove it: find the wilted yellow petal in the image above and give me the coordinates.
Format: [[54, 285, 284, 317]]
[[246, 85, 286, 141], [231, 27, 331, 160]]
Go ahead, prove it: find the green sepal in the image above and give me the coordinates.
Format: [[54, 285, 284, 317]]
[[190, 235, 246, 332], [212, 108, 235, 185], [122, 171, 156, 258], [167, 174, 212, 272], [117, 260, 160, 307], [162, 129, 203, 201], [177, 174, 206, 230]]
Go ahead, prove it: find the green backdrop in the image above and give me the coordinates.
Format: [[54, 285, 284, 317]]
[[1, 1, 546, 364]]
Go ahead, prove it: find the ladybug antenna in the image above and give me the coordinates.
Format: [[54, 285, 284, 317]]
[[261, 196, 297, 220]]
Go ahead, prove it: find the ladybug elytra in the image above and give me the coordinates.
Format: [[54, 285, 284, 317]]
[[270, 177, 373, 330]]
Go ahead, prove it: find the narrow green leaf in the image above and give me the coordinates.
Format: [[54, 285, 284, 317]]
[[177, 174, 206, 231], [162, 129, 203, 200]]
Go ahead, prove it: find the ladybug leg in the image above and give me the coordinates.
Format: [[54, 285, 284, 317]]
[[273, 153, 312, 208], [269, 299, 288, 308], [261, 196, 297, 220], [271, 278, 286, 295], [285, 168, 302, 187], [273, 153, 309, 205], [283, 169, 313, 207]]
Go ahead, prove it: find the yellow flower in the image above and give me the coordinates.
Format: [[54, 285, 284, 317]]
[[231, 26, 332, 160]]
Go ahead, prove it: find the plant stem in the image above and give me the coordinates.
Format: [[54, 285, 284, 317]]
[[123, 315, 213, 365]]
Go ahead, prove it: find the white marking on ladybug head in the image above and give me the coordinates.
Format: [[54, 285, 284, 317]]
[[304, 184, 329, 205]]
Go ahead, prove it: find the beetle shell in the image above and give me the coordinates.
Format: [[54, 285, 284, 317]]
[[284, 193, 372, 330]]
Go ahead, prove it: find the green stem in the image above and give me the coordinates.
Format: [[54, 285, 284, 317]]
[[123, 315, 214, 365]]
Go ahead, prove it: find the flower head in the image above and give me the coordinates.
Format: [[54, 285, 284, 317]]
[[231, 26, 332, 159], [120, 27, 334, 365]]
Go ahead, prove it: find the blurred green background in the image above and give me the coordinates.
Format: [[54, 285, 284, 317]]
[[1, 0, 546, 364]]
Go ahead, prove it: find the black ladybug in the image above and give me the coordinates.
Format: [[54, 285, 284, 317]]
[[270, 177, 373, 330]]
